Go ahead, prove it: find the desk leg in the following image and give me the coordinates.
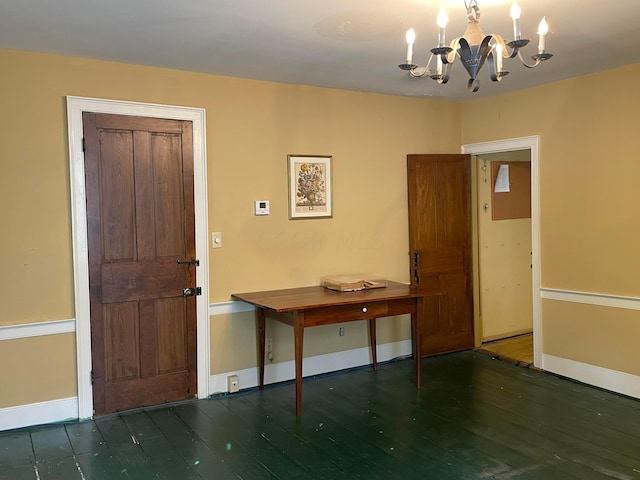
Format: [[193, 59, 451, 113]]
[[413, 297, 423, 388], [293, 312, 304, 417], [368, 318, 378, 370], [256, 307, 266, 390]]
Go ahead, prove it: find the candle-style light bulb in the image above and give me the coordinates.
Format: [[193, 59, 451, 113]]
[[537, 17, 549, 53], [405, 28, 416, 64], [437, 9, 448, 47], [510, 2, 522, 40]]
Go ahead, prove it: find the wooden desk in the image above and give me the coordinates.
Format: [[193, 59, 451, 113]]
[[232, 281, 425, 416]]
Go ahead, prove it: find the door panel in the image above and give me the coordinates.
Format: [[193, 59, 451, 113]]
[[408, 154, 474, 356], [84, 112, 197, 415]]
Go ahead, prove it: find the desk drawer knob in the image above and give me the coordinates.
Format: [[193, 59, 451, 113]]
[[362, 307, 368, 313]]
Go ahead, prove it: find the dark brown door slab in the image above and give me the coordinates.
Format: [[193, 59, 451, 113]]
[[83, 113, 197, 415], [407, 154, 474, 356]]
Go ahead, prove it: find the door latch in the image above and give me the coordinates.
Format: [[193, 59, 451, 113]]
[[177, 257, 200, 266], [182, 287, 202, 297], [413, 250, 420, 285]]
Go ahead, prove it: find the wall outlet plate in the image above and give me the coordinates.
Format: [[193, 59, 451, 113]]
[[227, 374, 239, 393]]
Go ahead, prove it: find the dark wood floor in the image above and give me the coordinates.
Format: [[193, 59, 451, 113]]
[[2, 351, 640, 479]]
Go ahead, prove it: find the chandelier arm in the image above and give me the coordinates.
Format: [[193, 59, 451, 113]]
[[506, 39, 530, 59], [517, 50, 542, 69], [488, 52, 499, 81], [408, 53, 436, 77]]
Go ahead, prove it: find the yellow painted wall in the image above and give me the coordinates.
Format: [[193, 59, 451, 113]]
[[0, 48, 461, 407], [542, 300, 640, 376], [0, 334, 77, 408], [463, 63, 640, 375]]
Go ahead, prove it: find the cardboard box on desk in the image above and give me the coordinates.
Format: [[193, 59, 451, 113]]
[[321, 274, 388, 292]]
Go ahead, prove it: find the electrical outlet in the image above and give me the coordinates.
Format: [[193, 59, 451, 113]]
[[339, 326, 345, 336], [227, 374, 239, 393], [266, 337, 273, 361]]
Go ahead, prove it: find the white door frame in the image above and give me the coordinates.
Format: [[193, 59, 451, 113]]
[[66, 96, 210, 419], [462, 136, 542, 367]]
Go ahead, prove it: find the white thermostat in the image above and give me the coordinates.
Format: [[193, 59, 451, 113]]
[[254, 200, 270, 215]]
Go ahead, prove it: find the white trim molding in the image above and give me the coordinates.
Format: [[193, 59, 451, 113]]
[[67, 96, 209, 420], [209, 340, 412, 395], [0, 319, 75, 341], [543, 354, 640, 400], [461, 136, 542, 367], [0, 397, 78, 431], [541, 288, 640, 311], [209, 300, 255, 316]]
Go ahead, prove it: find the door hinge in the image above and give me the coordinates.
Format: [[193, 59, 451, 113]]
[[182, 287, 202, 297], [91, 370, 94, 384], [82, 137, 86, 152]]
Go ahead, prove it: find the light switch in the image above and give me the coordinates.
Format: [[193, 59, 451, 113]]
[[212, 232, 222, 249]]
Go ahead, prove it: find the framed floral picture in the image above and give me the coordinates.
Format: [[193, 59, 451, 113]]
[[287, 155, 333, 219]]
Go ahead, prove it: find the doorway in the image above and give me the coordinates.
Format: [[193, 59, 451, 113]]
[[462, 137, 542, 368], [67, 97, 210, 419], [475, 150, 533, 366]]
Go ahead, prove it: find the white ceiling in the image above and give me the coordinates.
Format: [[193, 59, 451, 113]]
[[2, 0, 639, 101]]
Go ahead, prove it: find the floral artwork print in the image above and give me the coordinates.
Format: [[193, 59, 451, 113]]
[[295, 163, 326, 207], [288, 155, 332, 219]]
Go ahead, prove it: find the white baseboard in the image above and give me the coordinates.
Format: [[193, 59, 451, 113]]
[[0, 397, 78, 431], [542, 354, 640, 400], [209, 339, 412, 394]]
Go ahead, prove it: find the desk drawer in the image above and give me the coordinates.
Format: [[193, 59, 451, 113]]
[[303, 301, 388, 326]]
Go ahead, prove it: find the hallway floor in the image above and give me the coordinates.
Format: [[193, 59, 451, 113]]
[[1, 350, 639, 479], [479, 333, 534, 367]]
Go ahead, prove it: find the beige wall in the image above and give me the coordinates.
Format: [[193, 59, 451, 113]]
[[0, 48, 461, 407], [0, 334, 77, 408], [462, 63, 640, 375]]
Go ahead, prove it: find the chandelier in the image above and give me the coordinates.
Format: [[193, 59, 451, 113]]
[[399, 0, 552, 92]]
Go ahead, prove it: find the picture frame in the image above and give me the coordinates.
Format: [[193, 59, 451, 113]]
[[287, 155, 333, 219]]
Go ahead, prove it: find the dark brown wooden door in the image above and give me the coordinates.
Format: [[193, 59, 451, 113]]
[[83, 113, 197, 415], [407, 154, 474, 356]]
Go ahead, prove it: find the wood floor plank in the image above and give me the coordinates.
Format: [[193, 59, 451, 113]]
[[136, 433, 201, 480], [241, 385, 386, 478], [243, 384, 406, 480], [35, 456, 83, 480], [30, 424, 73, 463], [303, 366, 533, 479], [219, 393, 356, 479], [178, 399, 311, 479], [146, 407, 237, 480], [74, 451, 129, 480], [65, 421, 108, 455], [0, 430, 34, 467], [94, 415, 161, 480], [0, 464, 37, 480], [174, 401, 282, 479]]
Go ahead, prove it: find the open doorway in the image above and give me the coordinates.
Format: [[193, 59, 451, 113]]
[[475, 151, 533, 366], [462, 136, 541, 368]]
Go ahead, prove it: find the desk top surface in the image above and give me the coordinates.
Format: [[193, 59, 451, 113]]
[[232, 281, 423, 313]]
